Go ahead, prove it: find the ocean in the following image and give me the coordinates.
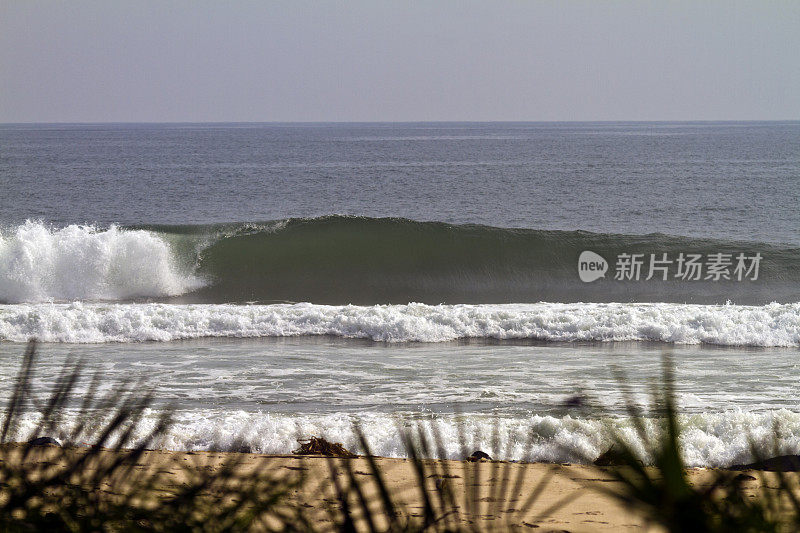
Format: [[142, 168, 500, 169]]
[[1, 121, 799, 466]]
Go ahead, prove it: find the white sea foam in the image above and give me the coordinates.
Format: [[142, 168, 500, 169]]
[[1, 301, 798, 345], [0, 221, 203, 303], [14, 408, 800, 467]]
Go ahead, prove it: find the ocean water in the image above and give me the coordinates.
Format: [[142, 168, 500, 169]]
[[1, 121, 799, 466]]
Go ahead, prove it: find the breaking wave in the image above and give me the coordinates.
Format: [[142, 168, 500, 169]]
[[2, 216, 798, 305]]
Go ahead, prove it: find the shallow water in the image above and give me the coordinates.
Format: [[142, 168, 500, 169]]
[[2, 338, 799, 466]]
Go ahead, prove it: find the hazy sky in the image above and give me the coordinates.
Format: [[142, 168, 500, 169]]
[[1, 1, 799, 122]]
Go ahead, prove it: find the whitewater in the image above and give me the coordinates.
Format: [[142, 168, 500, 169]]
[[1, 301, 799, 346], [12, 408, 800, 468], [0, 221, 203, 303]]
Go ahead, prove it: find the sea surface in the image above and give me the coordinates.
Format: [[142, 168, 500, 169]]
[[1, 121, 799, 466]]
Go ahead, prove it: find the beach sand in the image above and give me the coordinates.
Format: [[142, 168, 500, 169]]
[[3, 443, 775, 531]]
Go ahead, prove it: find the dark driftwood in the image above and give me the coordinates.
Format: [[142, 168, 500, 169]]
[[293, 436, 356, 457]]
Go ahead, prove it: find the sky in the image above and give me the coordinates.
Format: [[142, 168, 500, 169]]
[[1, 1, 799, 123]]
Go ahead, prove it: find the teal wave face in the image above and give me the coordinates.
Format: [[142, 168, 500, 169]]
[[136, 216, 800, 305]]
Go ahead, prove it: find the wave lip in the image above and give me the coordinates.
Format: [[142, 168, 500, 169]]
[[0, 221, 204, 303], [1, 301, 798, 346]]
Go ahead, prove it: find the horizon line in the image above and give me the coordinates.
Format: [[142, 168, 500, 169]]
[[2, 119, 800, 126]]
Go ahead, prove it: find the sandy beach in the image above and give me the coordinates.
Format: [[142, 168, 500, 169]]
[[3, 443, 776, 532]]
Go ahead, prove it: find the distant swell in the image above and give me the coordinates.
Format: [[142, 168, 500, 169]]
[[2, 216, 799, 305], [1, 302, 799, 346]]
